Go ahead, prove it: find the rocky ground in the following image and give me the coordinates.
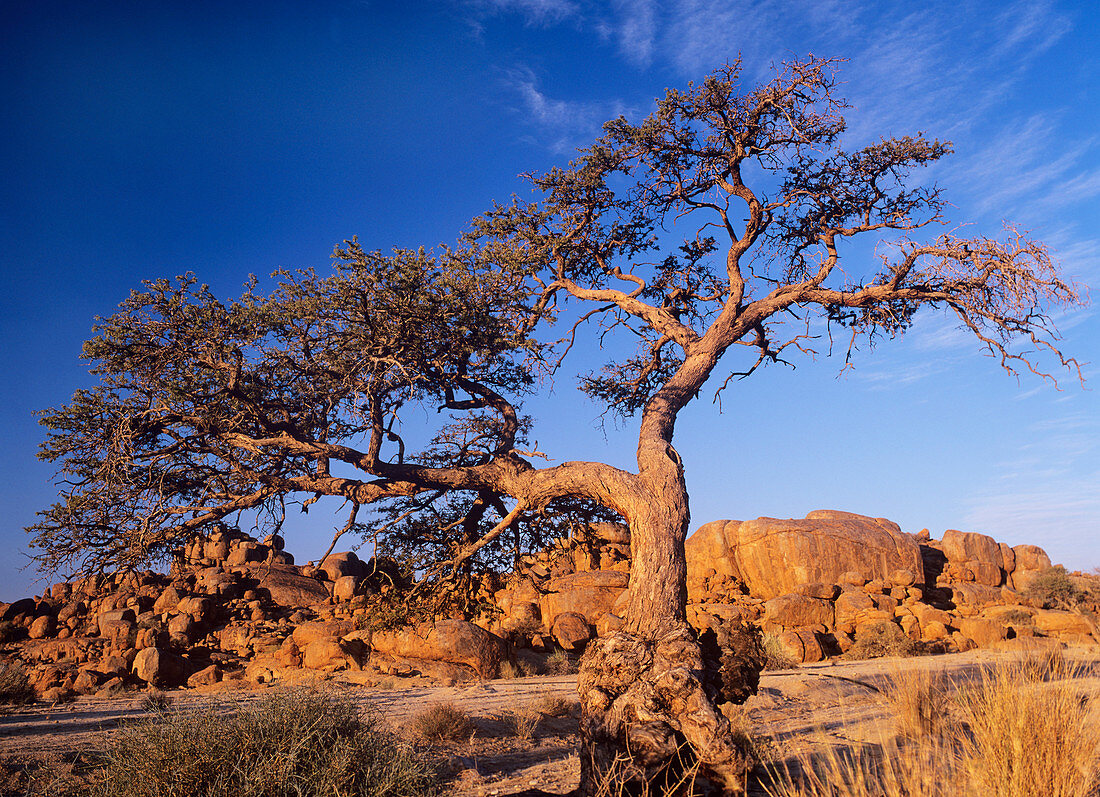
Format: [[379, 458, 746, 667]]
[[5, 647, 1094, 796]]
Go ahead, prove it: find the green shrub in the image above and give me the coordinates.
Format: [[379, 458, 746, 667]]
[[1026, 565, 1082, 609], [88, 687, 437, 796], [0, 658, 35, 705]]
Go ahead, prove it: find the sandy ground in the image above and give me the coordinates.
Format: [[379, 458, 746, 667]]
[[2, 649, 1096, 796]]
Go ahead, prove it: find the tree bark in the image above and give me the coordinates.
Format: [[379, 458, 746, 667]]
[[575, 441, 761, 795]]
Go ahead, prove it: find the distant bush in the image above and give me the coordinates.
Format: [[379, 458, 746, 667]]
[[89, 687, 437, 796], [0, 658, 35, 705], [545, 649, 578, 675], [761, 632, 799, 671], [1026, 565, 1082, 609], [999, 609, 1035, 626], [408, 702, 476, 742], [841, 621, 917, 661]]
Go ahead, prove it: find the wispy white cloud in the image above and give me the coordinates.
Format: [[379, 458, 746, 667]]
[[965, 409, 1100, 567], [467, 0, 580, 26], [947, 114, 1100, 219], [608, 0, 657, 66], [504, 66, 636, 153], [963, 473, 1100, 568]]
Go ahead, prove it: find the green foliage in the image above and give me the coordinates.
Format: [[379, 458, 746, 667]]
[[87, 687, 437, 796], [30, 242, 542, 575], [1025, 566, 1082, 609]]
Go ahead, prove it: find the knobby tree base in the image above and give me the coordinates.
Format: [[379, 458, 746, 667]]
[[575, 622, 765, 796]]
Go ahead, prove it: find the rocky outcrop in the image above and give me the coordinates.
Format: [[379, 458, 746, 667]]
[[1, 508, 1090, 701], [688, 511, 924, 599], [369, 619, 511, 679]]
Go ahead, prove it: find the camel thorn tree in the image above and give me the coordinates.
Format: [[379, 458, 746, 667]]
[[31, 56, 1083, 793]]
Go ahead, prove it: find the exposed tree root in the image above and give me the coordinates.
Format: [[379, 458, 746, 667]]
[[576, 623, 765, 795]]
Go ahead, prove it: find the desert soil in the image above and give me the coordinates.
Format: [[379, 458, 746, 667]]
[[2, 649, 1095, 796]]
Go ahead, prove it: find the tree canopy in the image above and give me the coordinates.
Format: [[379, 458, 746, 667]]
[[33, 56, 1081, 588]]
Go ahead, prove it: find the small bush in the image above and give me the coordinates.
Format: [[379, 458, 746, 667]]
[[506, 703, 542, 740], [761, 633, 799, 671], [1025, 565, 1082, 609], [0, 622, 27, 645], [545, 649, 578, 675], [409, 702, 476, 742], [139, 688, 173, 713], [537, 693, 577, 718], [841, 621, 917, 661], [0, 658, 35, 705], [89, 687, 437, 796], [999, 609, 1035, 626]]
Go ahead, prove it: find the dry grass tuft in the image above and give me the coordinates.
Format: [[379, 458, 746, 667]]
[[502, 692, 579, 740], [764, 738, 956, 797], [762, 632, 799, 671], [545, 649, 579, 675], [885, 666, 950, 739], [765, 659, 1100, 797], [956, 661, 1100, 797], [1017, 647, 1070, 682], [538, 693, 578, 718], [506, 702, 542, 740], [590, 743, 704, 797], [409, 702, 477, 742], [139, 688, 173, 713]]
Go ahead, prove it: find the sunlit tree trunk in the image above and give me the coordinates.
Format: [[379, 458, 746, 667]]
[[575, 389, 758, 794]]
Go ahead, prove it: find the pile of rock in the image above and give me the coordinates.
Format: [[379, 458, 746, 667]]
[[0, 526, 514, 701], [2, 509, 1096, 702], [677, 511, 1098, 662], [493, 509, 1098, 665]]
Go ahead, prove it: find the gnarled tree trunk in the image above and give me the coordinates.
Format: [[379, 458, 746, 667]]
[[575, 434, 764, 795]]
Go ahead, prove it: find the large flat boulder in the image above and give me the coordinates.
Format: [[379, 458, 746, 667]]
[[241, 564, 329, 607], [941, 529, 1002, 566], [685, 521, 741, 581], [541, 570, 629, 626], [369, 619, 511, 679], [691, 511, 924, 600]]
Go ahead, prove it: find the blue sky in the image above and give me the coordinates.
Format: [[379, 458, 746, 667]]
[[2, 0, 1098, 601]]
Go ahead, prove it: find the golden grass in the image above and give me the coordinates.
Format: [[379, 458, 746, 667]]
[[957, 660, 1100, 797], [884, 665, 950, 740], [765, 657, 1100, 797]]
